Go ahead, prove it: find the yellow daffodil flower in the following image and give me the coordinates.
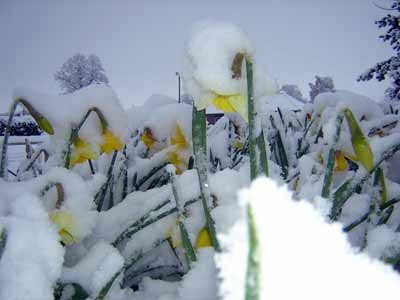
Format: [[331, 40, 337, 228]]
[[167, 151, 188, 175], [195, 227, 212, 249], [170, 124, 189, 150], [100, 130, 123, 154], [140, 128, 156, 149], [197, 93, 248, 122], [70, 138, 99, 166], [50, 211, 79, 245], [334, 150, 358, 172]]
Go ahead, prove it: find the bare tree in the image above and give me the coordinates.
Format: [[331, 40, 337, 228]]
[[55, 53, 109, 94]]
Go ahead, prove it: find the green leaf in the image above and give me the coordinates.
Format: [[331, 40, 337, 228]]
[[321, 112, 344, 198], [245, 204, 260, 300]]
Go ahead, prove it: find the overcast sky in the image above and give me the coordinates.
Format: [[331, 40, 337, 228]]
[[0, 0, 395, 111]]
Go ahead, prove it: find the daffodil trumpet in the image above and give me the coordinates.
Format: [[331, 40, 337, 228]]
[[50, 211, 79, 246], [70, 137, 99, 166]]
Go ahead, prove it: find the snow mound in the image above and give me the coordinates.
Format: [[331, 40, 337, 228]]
[[219, 178, 400, 299], [0, 194, 64, 300], [314, 90, 383, 120]]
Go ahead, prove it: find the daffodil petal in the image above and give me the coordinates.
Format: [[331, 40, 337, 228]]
[[197, 93, 214, 111], [228, 94, 248, 122], [140, 128, 156, 149], [171, 123, 189, 150], [195, 227, 212, 249], [101, 130, 123, 154], [50, 211, 79, 245], [212, 95, 236, 113], [70, 139, 99, 166]]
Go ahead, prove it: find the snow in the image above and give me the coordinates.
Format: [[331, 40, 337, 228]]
[[314, 90, 383, 121], [366, 225, 400, 260], [243, 178, 400, 299], [258, 92, 304, 112], [177, 249, 218, 300], [0, 194, 64, 300], [62, 241, 124, 297]]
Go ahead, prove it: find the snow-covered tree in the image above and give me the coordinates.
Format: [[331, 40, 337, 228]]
[[309, 75, 335, 102], [358, 0, 400, 101], [55, 53, 109, 94], [280, 84, 307, 103]]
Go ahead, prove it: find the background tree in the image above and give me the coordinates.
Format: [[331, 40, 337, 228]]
[[55, 53, 109, 94], [309, 75, 336, 102], [358, 0, 400, 101]]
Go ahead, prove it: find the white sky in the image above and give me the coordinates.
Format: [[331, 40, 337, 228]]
[[0, 0, 395, 111]]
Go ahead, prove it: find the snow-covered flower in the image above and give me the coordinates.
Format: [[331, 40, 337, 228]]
[[100, 130, 123, 154], [70, 138, 99, 166], [185, 21, 252, 121], [50, 210, 79, 245], [185, 20, 277, 122], [167, 123, 190, 174], [197, 93, 248, 122], [140, 127, 157, 149]]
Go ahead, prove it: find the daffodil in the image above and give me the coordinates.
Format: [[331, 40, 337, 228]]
[[195, 227, 212, 249], [170, 124, 189, 150], [100, 130, 123, 154], [197, 92, 248, 122], [166, 123, 191, 174], [167, 151, 188, 175], [70, 138, 99, 166], [140, 128, 156, 149], [334, 150, 358, 172], [50, 211, 79, 245]]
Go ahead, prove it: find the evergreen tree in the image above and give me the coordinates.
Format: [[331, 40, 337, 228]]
[[55, 53, 109, 94], [358, 0, 400, 101]]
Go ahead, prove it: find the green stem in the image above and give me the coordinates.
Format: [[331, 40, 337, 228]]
[[192, 107, 221, 251], [168, 169, 197, 268], [245, 204, 260, 300], [96, 150, 118, 211], [246, 58, 257, 181]]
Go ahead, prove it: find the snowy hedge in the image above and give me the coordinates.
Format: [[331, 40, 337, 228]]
[[1, 20, 400, 300]]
